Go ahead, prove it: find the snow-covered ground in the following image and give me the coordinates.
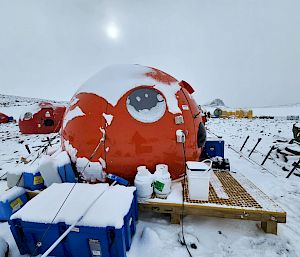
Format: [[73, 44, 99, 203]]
[[252, 104, 300, 117], [1, 95, 300, 257], [129, 118, 300, 257], [0, 94, 66, 118]]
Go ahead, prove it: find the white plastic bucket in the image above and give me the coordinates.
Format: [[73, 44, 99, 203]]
[[134, 166, 153, 200], [186, 160, 212, 201], [153, 164, 171, 198]]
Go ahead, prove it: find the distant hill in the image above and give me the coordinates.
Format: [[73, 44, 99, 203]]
[[204, 98, 225, 107], [0, 94, 66, 108], [0, 94, 67, 118], [202, 100, 300, 117]]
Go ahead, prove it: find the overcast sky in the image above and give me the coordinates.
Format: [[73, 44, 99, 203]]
[[0, 0, 299, 107]]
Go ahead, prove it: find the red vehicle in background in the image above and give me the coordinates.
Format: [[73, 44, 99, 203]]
[[19, 102, 66, 134]]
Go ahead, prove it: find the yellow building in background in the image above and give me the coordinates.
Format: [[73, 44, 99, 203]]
[[214, 108, 253, 119]]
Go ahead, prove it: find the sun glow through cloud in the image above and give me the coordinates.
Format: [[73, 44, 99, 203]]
[[106, 22, 119, 39]]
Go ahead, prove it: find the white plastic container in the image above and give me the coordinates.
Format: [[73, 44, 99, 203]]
[[76, 157, 105, 183], [134, 166, 153, 200], [186, 160, 212, 201], [153, 164, 171, 198], [7, 172, 24, 188], [39, 156, 62, 187]]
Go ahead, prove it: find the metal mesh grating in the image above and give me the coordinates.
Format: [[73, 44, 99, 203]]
[[183, 171, 262, 209]]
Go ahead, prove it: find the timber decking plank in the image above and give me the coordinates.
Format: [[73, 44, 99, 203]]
[[138, 171, 286, 234]]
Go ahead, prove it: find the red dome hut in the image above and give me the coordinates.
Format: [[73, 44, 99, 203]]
[[19, 102, 66, 134], [61, 64, 206, 182], [0, 113, 9, 124]]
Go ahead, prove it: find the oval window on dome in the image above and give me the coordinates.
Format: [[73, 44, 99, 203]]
[[23, 112, 33, 120], [126, 88, 166, 123]]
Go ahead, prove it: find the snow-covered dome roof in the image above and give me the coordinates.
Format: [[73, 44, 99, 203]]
[[76, 64, 182, 114]]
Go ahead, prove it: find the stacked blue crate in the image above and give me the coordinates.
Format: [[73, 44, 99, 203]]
[[204, 138, 225, 158], [9, 183, 138, 257], [0, 187, 28, 221], [57, 163, 76, 183], [55, 151, 76, 183], [23, 171, 44, 190]]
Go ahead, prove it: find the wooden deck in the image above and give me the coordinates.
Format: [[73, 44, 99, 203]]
[[138, 171, 286, 234]]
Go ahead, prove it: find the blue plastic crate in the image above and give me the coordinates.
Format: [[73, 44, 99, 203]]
[[9, 184, 138, 257], [0, 188, 28, 221], [124, 190, 138, 250], [65, 225, 127, 257], [66, 189, 138, 256], [204, 139, 225, 158], [23, 171, 44, 190], [9, 219, 68, 256], [57, 163, 76, 183]]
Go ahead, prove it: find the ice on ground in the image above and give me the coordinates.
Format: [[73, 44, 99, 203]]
[[128, 227, 162, 257]]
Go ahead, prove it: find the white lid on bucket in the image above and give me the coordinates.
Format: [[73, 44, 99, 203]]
[[186, 161, 211, 171]]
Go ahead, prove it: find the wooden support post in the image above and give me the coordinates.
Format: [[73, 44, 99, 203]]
[[170, 213, 181, 224], [261, 221, 277, 235], [240, 136, 250, 151], [261, 145, 275, 166], [248, 138, 262, 157], [47, 137, 52, 147], [286, 158, 300, 178], [25, 144, 31, 154]]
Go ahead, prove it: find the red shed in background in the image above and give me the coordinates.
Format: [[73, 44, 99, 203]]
[[19, 102, 66, 134], [0, 113, 9, 124]]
